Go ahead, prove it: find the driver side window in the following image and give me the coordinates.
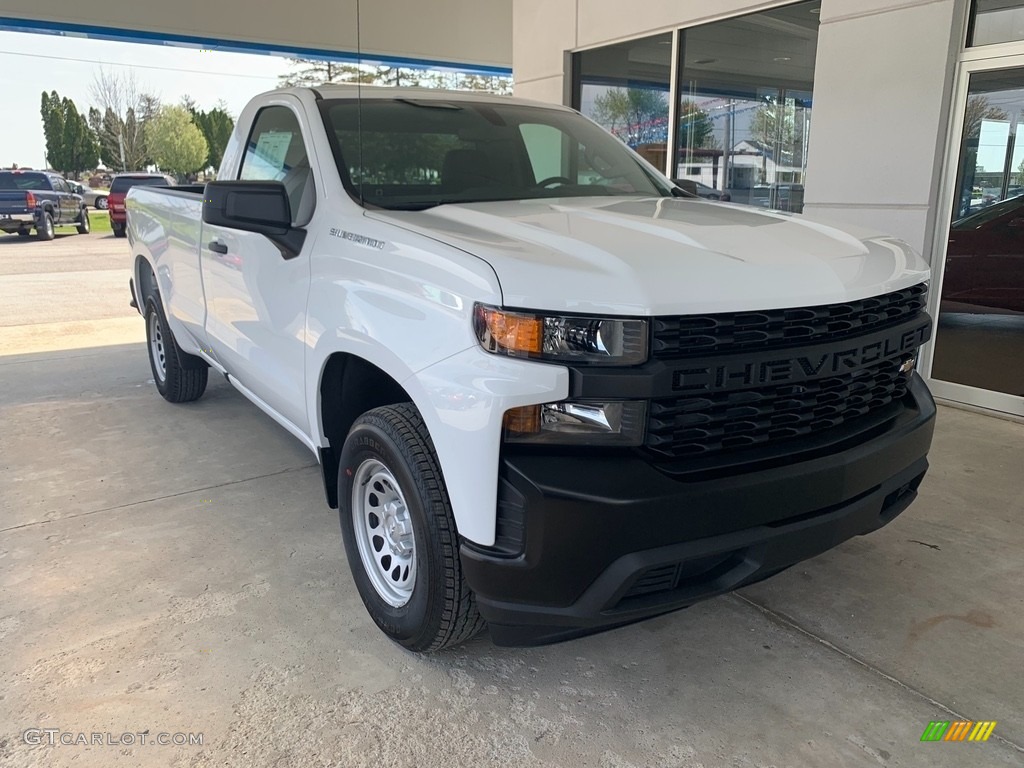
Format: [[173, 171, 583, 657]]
[[239, 106, 314, 226]]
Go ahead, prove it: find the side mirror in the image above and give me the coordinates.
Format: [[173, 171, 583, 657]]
[[671, 179, 699, 197], [202, 180, 306, 259]]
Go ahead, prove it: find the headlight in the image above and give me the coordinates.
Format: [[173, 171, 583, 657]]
[[474, 304, 648, 366], [503, 401, 647, 446]]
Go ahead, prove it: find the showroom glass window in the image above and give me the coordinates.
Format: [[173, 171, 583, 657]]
[[572, 3, 820, 211], [675, 2, 819, 211], [572, 32, 673, 174], [970, 0, 1024, 47]]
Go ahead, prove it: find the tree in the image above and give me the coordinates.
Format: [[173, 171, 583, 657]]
[[40, 91, 67, 171], [40, 91, 98, 177], [592, 87, 674, 147], [278, 57, 512, 93], [964, 95, 1009, 140], [279, 58, 367, 87], [677, 99, 716, 151], [89, 68, 159, 170], [749, 101, 796, 152], [186, 101, 235, 171], [148, 106, 208, 178], [61, 100, 99, 177]]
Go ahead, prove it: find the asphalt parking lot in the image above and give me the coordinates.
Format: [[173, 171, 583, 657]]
[[1, 231, 1022, 768]]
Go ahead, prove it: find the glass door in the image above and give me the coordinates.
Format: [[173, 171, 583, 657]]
[[930, 66, 1024, 411]]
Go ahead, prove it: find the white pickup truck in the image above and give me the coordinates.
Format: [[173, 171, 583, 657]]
[[127, 85, 935, 651]]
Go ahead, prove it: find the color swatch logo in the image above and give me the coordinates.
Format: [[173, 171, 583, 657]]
[[920, 721, 996, 742]]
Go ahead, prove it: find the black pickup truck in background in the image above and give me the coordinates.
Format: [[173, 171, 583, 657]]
[[0, 170, 91, 240]]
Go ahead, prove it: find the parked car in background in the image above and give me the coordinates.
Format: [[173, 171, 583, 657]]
[[752, 183, 805, 213], [0, 170, 90, 240], [109, 173, 175, 236], [672, 179, 731, 201], [68, 181, 109, 210], [943, 193, 1024, 314], [108, 173, 175, 238]]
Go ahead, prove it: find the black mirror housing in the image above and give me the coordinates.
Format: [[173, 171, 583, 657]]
[[202, 180, 305, 258]]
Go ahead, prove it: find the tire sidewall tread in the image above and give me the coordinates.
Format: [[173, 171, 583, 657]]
[[144, 296, 208, 403], [339, 403, 484, 652]]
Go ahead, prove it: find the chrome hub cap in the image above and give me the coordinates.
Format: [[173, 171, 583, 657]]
[[352, 459, 416, 607], [148, 312, 167, 383]]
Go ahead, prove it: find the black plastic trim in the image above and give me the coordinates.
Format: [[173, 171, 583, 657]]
[[461, 375, 935, 646], [565, 314, 931, 400]]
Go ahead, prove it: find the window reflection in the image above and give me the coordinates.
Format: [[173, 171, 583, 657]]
[[571, 2, 820, 211], [674, 2, 819, 212], [932, 69, 1024, 397]]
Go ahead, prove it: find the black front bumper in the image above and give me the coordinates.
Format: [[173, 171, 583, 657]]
[[461, 375, 935, 647]]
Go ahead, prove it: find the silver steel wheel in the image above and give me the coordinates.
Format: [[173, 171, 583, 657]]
[[148, 311, 167, 383], [351, 458, 416, 607]]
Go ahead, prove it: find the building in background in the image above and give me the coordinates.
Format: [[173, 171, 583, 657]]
[[513, 0, 1024, 419]]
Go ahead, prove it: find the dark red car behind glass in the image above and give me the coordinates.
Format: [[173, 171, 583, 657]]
[[108, 174, 175, 238], [942, 194, 1024, 314]]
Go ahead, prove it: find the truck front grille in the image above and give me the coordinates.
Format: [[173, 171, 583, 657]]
[[651, 283, 928, 358], [645, 355, 914, 460]]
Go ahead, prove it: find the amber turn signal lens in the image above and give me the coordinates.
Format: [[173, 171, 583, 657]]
[[479, 307, 543, 354], [503, 405, 542, 435]]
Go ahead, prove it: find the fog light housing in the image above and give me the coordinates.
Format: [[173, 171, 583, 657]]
[[503, 401, 647, 446]]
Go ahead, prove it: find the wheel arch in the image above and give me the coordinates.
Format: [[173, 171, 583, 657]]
[[134, 254, 157, 306], [316, 352, 415, 509]]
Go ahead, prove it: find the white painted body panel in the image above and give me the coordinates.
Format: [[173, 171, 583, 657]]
[[128, 86, 931, 547], [373, 197, 931, 317]]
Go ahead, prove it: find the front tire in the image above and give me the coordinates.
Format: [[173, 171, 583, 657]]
[[76, 208, 91, 235], [36, 212, 55, 241], [144, 296, 208, 403], [96, 196, 108, 210], [339, 404, 485, 652]]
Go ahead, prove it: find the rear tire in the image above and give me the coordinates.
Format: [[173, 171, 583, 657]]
[[144, 296, 208, 403], [76, 208, 91, 235], [338, 403, 485, 652], [96, 196, 108, 210], [36, 212, 54, 241], [17, 228, 30, 237], [112, 223, 126, 238]]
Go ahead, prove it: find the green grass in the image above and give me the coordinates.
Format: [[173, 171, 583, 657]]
[[87, 209, 112, 234]]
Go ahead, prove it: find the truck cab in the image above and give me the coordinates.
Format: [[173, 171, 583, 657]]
[[127, 86, 935, 650]]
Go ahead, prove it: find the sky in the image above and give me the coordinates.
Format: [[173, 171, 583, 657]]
[[0, 31, 289, 168]]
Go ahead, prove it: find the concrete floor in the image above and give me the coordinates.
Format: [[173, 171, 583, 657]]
[[1, 232, 1022, 768]]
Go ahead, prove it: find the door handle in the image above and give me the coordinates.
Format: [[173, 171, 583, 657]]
[[208, 240, 228, 254]]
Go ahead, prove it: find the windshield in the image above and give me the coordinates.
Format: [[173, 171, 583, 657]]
[[952, 193, 1024, 230], [110, 176, 170, 194], [319, 98, 673, 210], [0, 172, 51, 191]]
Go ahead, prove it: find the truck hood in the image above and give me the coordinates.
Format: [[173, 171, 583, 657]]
[[370, 197, 931, 316]]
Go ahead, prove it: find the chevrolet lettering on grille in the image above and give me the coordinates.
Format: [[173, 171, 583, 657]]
[[671, 320, 931, 393]]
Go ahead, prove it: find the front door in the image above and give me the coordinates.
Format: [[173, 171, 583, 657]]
[[200, 101, 317, 435], [930, 66, 1024, 410]]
